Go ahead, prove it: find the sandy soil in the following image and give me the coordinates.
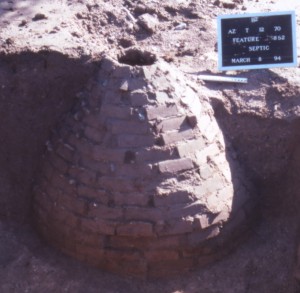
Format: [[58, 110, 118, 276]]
[[0, 0, 300, 292]]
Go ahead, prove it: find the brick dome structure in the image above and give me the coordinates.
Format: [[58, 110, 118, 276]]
[[33, 51, 255, 278]]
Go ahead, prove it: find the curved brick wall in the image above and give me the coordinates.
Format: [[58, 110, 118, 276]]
[[33, 55, 255, 278]]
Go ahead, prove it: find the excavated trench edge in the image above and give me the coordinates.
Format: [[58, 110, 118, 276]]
[[0, 50, 299, 279]]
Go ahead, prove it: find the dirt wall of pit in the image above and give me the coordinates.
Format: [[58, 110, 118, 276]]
[[0, 51, 98, 221]]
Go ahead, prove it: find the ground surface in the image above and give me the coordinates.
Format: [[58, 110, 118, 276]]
[[0, 0, 300, 292]]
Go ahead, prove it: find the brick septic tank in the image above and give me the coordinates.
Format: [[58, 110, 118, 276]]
[[33, 49, 255, 278]]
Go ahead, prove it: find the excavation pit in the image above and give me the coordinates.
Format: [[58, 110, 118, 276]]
[[1, 50, 300, 280]]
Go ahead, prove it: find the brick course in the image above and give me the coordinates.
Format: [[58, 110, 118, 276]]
[[158, 158, 194, 173]]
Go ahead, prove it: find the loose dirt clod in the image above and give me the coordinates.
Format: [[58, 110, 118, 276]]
[[118, 48, 157, 66]]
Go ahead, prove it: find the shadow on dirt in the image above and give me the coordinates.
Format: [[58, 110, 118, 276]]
[[0, 50, 99, 222]]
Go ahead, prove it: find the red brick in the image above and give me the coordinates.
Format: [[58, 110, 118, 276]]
[[63, 211, 80, 229], [84, 125, 105, 143], [79, 155, 111, 175], [76, 243, 104, 260], [193, 214, 211, 229], [113, 192, 149, 206], [156, 116, 187, 133], [199, 165, 214, 180], [145, 250, 179, 262], [117, 134, 154, 148], [177, 138, 206, 159], [100, 104, 132, 120], [117, 221, 154, 237], [196, 144, 220, 164], [43, 162, 55, 181], [135, 147, 178, 163], [49, 205, 80, 228], [158, 158, 194, 173], [73, 138, 94, 156], [67, 228, 105, 247], [86, 86, 101, 108], [119, 80, 129, 91], [68, 166, 97, 186], [149, 234, 185, 249], [77, 184, 110, 204], [50, 172, 76, 195], [98, 176, 135, 193], [107, 119, 149, 135], [154, 189, 193, 207], [124, 206, 164, 222], [82, 112, 103, 129], [193, 184, 209, 198], [156, 217, 193, 236], [156, 91, 170, 103], [92, 147, 124, 163], [81, 218, 117, 235], [115, 163, 152, 178], [104, 248, 141, 261], [210, 152, 227, 167], [103, 90, 121, 104], [161, 129, 195, 145], [168, 201, 206, 218], [206, 195, 226, 213], [112, 65, 131, 78], [130, 90, 148, 106], [146, 104, 178, 120], [211, 210, 230, 225], [48, 153, 69, 174], [203, 119, 221, 142], [197, 114, 211, 133], [56, 142, 75, 162], [127, 78, 147, 91], [203, 174, 225, 194], [87, 203, 123, 220], [56, 194, 89, 216], [108, 235, 153, 250]]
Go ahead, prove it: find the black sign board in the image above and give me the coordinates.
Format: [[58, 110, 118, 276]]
[[217, 11, 297, 71]]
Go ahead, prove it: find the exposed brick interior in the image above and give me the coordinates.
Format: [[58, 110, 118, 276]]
[[33, 55, 256, 278]]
